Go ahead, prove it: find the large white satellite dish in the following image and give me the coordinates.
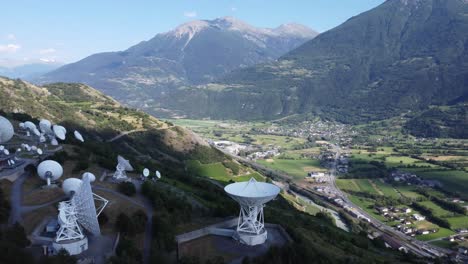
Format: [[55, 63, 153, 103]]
[[142, 168, 149, 177], [54, 175, 108, 255], [112, 155, 133, 180], [224, 178, 280, 246], [24, 121, 37, 131], [74, 130, 84, 142], [53, 125, 67, 140], [37, 160, 63, 186], [0, 116, 14, 143]]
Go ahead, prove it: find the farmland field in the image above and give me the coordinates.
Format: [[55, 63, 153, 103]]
[[257, 158, 326, 179]]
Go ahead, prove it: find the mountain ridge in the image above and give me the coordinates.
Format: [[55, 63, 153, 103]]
[[37, 17, 317, 106]]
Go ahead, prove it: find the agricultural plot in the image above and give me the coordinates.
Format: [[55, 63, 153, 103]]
[[447, 216, 468, 230], [416, 228, 455, 241], [418, 201, 455, 218], [403, 168, 468, 199], [373, 180, 400, 198], [257, 158, 326, 179], [336, 179, 360, 192], [187, 160, 263, 183], [354, 179, 380, 195]]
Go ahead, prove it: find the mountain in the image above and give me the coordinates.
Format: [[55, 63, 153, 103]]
[[404, 103, 467, 139], [0, 63, 62, 80], [156, 0, 468, 123], [37, 17, 317, 106]]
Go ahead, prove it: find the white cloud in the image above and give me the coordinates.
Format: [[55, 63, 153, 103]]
[[184, 11, 197, 18], [0, 44, 21, 53], [39, 48, 56, 54], [39, 58, 56, 63], [6, 34, 16, 40]]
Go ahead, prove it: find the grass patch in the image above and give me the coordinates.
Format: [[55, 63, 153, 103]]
[[416, 228, 454, 241], [257, 158, 325, 179]]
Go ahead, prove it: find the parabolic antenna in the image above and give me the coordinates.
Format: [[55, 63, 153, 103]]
[[37, 160, 63, 186], [50, 138, 58, 146], [224, 178, 280, 246], [156, 170, 161, 179], [3, 149, 9, 155], [53, 125, 67, 140], [39, 135, 46, 143], [143, 168, 149, 177], [33, 128, 41, 137], [37, 148, 43, 155], [19, 123, 25, 129], [0, 145, 4, 151], [39, 119, 53, 134], [54, 175, 108, 255], [62, 178, 82, 196], [0, 116, 14, 143], [24, 121, 37, 131], [74, 130, 84, 142], [112, 155, 133, 180], [82, 172, 96, 182]]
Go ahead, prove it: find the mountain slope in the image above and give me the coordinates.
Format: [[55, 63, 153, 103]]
[[37, 17, 317, 106], [0, 77, 207, 154], [158, 0, 468, 123]]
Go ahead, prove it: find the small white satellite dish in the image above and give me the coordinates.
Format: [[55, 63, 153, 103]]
[[62, 178, 82, 196], [50, 138, 59, 146], [19, 122, 25, 129], [39, 119, 53, 134], [39, 135, 46, 143], [31, 146, 37, 151], [33, 128, 41, 137], [74, 130, 84, 142], [82, 172, 96, 182], [0, 145, 4, 151], [156, 170, 161, 179], [24, 121, 37, 131], [0, 116, 14, 143], [25, 145, 31, 152], [17, 148, 22, 152], [3, 149, 9, 155], [37, 160, 63, 186], [10, 159, 15, 165], [53, 125, 67, 140], [37, 148, 43, 155], [143, 168, 149, 177]]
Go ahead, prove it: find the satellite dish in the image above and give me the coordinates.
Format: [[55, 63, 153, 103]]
[[39, 135, 46, 143], [156, 170, 161, 179], [24, 121, 37, 131], [50, 138, 59, 146], [3, 149, 9, 155], [142, 168, 149, 177], [17, 148, 22, 152], [224, 178, 280, 246], [19, 122, 25, 129], [62, 178, 82, 196], [37, 148, 43, 155], [31, 146, 37, 151], [39, 119, 53, 134], [53, 125, 67, 140], [0, 116, 14, 143], [0, 145, 4, 151], [33, 128, 41, 137], [37, 160, 63, 186], [112, 155, 133, 180], [10, 159, 15, 165], [82, 172, 96, 183], [74, 130, 84, 142]]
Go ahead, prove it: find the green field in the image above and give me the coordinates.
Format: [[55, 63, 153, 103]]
[[187, 160, 264, 183], [373, 180, 400, 198], [416, 228, 455, 241], [403, 168, 468, 199], [447, 216, 468, 229], [418, 201, 455, 218], [257, 158, 326, 179], [336, 179, 360, 192]]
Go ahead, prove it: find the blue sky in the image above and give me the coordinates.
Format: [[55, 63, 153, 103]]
[[1, 0, 384, 67]]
